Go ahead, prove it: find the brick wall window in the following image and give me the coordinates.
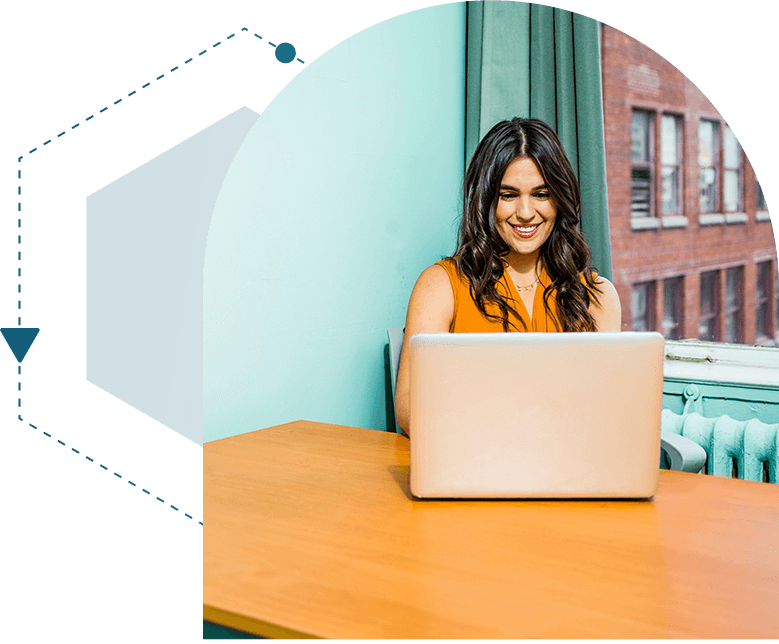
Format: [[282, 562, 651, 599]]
[[756, 261, 772, 340], [662, 276, 684, 339], [756, 181, 767, 211], [631, 281, 656, 331], [631, 109, 654, 217], [723, 125, 742, 212], [724, 266, 744, 343], [699, 270, 720, 341], [699, 119, 719, 213], [661, 115, 683, 215]]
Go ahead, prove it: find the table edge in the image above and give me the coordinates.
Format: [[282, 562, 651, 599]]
[[204, 605, 320, 639]]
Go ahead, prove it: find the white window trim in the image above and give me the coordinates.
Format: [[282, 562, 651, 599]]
[[664, 339, 779, 389], [724, 212, 747, 224], [661, 215, 688, 229], [698, 213, 725, 226], [631, 217, 661, 231], [756, 210, 771, 222]]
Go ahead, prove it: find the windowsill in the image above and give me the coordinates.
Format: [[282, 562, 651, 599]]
[[661, 215, 688, 229], [632, 211, 766, 229], [664, 339, 779, 389], [724, 212, 748, 224], [755, 335, 778, 348], [698, 213, 725, 226], [631, 217, 661, 231]]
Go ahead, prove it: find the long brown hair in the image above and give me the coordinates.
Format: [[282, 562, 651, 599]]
[[454, 117, 601, 331]]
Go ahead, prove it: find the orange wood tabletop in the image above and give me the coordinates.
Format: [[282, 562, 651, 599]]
[[203, 421, 779, 639]]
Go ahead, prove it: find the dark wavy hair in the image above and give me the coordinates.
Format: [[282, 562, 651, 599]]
[[454, 117, 601, 332]]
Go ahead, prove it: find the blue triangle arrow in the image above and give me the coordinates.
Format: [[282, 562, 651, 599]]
[[1, 328, 40, 363]]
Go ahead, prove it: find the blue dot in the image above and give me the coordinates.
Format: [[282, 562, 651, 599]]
[[275, 42, 296, 64]]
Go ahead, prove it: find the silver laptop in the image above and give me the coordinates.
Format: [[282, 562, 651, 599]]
[[408, 332, 664, 499]]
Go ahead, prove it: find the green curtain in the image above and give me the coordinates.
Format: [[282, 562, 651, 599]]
[[465, 1, 613, 279]]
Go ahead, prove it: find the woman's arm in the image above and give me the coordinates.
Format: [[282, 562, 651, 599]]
[[589, 276, 622, 332], [394, 264, 455, 436]]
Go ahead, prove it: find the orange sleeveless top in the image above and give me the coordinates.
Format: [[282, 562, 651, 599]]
[[436, 258, 563, 333]]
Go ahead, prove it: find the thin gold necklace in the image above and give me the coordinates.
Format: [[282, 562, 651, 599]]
[[504, 260, 540, 292], [513, 275, 539, 291], [506, 265, 539, 291]]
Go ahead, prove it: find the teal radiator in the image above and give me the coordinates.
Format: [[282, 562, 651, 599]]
[[661, 408, 779, 483]]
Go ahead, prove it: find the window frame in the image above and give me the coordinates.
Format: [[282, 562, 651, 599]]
[[724, 266, 744, 344], [698, 119, 720, 214], [756, 261, 772, 341], [662, 275, 684, 340], [699, 270, 720, 342], [660, 114, 683, 216], [631, 280, 657, 332], [722, 125, 743, 213], [756, 181, 768, 211], [631, 108, 655, 219], [664, 340, 779, 389]]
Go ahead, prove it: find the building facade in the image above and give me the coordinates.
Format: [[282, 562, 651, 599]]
[[601, 25, 777, 345]]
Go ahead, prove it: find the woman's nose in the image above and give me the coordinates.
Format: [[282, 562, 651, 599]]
[[515, 197, 534, 221]]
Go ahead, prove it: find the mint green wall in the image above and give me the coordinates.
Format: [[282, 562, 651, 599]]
[[203, 4, 465, 443]]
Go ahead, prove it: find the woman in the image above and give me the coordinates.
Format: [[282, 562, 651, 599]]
[[395, 117, 621, 435]]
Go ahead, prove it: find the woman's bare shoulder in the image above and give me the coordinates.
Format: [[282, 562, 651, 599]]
[[419, 263, 449, 281], [589, 275, 621, 331], [415, 262, 451, 289], [592, 274, 618, 296], [406, 262, 455, 331]]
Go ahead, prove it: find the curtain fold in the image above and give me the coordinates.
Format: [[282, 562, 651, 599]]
[[466, 1, 613, 279]]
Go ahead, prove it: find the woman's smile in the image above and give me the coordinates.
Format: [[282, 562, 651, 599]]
[[510, 222, 542, 238]]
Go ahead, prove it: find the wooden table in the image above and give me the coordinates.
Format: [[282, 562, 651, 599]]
[[204, 421, 779, 638]]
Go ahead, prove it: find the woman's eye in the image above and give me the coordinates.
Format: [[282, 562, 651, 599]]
[[500, 191, 549, 200]]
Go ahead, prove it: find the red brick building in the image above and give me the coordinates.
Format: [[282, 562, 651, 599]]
[[601, 25, 777, 345]]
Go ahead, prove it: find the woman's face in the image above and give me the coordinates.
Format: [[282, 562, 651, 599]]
[[494, 157, 557, 265]]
